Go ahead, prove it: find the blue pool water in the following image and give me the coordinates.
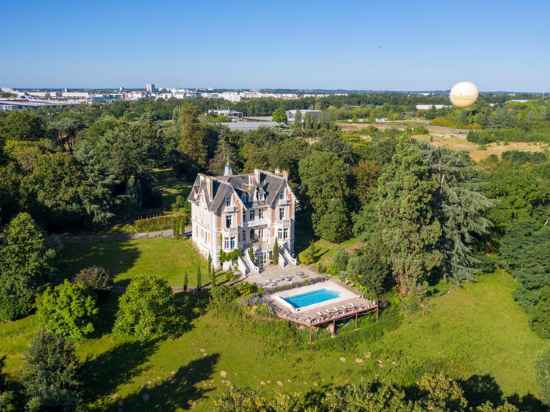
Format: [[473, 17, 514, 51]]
[[283, 288, 340, 309]]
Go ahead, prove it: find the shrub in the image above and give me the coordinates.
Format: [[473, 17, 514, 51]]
[[209, 286, 240, 312], [114, 275, 177, 339], [72, 266, 113, 292], [37, 280, 98, 340], [331, 250, 349, 275], [501, 150, 547, 164], [24, 331, 82, 412]]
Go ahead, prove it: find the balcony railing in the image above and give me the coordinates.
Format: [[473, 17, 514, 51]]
[[247, 219, 267, 227]]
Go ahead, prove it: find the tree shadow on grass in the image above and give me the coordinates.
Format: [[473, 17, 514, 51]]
[[82, 339, 160, 404], [118, 353, 220, 411], [90, 279, 131, 339], [58, 238, 140, 282], [460, 374, 549, 412]]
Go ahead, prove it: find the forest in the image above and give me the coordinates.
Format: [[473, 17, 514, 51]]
[[0, 95, 550, 410]]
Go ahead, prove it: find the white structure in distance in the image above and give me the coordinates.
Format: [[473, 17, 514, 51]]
[[450, 81, 479, 108]]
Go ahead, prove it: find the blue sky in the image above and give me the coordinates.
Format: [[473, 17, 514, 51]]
[[2, 0, 549, 91]]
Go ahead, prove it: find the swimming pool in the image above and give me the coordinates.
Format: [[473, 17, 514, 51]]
[[282, 288, 340, 309]]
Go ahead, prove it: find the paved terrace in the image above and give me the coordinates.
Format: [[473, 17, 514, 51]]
[[246, 264, 325, 291]]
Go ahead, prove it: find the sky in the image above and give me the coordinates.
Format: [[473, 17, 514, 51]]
[[2, 0, 550, 91]]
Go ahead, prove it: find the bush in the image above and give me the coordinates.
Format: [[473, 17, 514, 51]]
[[24, 331, 82, 412], [72, 266, 113, 292], [131, 212, 189, 234], [37, 280, 98, 340], [501, 150, 547, 164], [331, 250, 349, 275], [209, 286, 240, 312], [114, 275, 177, 339]]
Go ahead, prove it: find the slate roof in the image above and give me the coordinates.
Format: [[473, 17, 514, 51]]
[[188, 170, 289, 214]]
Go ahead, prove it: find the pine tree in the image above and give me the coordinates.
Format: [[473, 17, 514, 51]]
[[375, 141, 442, 295], [0, 213, 55, 320]]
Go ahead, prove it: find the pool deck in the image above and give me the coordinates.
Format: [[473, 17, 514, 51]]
[[246, 264, 324, 291], [266, 278, 378, 328]]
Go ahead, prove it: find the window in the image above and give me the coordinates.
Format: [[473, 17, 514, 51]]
[[258, 208, 264, 219], [278, 190, 284, 200], [225, 214, 232, 229], [278, 228, 283, 240], [225, 196, 231, 207], [279, 207, 285, 220], [258, 228, 264, 239], [283, 228, 288, 239], [249, 209, 255, 221], [224, 236, 236, 250]]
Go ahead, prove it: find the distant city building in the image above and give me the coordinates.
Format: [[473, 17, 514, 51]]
[[208, 109, 243, 119], [285, 109, 322, 123], [416, 104, 451, 110], [122, 90, 146, 101], [61, 91, 90, 100], [145, 83, 157, 93]]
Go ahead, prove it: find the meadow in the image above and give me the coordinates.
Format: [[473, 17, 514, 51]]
[[0, 236, 547, 411]]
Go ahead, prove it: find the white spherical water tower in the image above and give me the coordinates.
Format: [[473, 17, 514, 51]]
[[450, 81, 479, 108]]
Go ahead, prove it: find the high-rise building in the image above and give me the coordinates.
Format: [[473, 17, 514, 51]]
[[145, 83, 156, 93]]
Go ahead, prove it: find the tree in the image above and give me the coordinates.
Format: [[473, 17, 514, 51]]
[[299, 151, 352, 242], [536, 349, 550, 404], [24, 331, 81, 412], [175, 103, 209, 170], [197, 267, 202, 290], [375, 141, 442, 295], [183, 272, 189, 292], [272, 241, 279, 265], [426, 147, 492, 281], [315, 198, 351, 242], [47, 115, 84, 152], [20, 152, 94, 230], [272, 108, 287, 123], [0, 357, 17, 412], [352, 159, 381, 206], [73, 266, 113, 293], [114, 275, 177, 339], [347, 241, 390, 297], [37, 280, 98, 339], [0, 213, 55, 320], [0, 110, 45, 140]]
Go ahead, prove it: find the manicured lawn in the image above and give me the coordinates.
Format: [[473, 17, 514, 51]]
[[60, 237, 208, 287], [0, 238, 547, 411]]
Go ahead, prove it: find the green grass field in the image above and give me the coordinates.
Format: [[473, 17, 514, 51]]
[[60, 237, 207, 287], [0, 236, 547, 411]]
